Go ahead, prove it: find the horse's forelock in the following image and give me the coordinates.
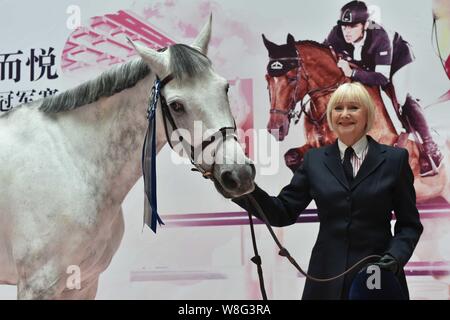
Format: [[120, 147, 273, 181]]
[[168, 44, 212, 81]]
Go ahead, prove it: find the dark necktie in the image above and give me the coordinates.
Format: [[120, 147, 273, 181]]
[[343, 147, 354, 183]]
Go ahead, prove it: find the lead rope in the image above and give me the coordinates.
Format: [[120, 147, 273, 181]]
[[245, 194, 381, 299], [246, 208, 268, 300]]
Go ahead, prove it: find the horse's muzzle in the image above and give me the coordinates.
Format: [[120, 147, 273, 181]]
[[267, 113, 290, 141], [214, 162, 256, 198]]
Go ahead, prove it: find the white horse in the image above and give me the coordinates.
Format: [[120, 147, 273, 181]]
[[0, 17, 255, 299]]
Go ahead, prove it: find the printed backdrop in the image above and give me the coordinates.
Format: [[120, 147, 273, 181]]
[[1, 0, 449, 299]]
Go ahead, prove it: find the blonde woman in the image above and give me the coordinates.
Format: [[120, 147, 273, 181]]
[[233, 82, 423, 299]]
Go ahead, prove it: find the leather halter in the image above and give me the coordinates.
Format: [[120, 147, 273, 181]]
[[156, 75, 238, 180]]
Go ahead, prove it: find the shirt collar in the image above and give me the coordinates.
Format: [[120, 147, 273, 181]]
[[338, 135, 368, 160]]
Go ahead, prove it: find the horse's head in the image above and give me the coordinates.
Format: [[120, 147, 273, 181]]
[[263, 34, 308, 141], [129, 16, 255, 198]]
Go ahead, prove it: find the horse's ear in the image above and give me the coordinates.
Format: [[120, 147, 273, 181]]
[[262, 34, 277, 53], [287, 33, 296, 46], [127, 37, 169, 77], [191, 14, 212, 55]]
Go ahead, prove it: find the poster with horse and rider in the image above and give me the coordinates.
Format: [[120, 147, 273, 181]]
[[0, 0, 449, 300]]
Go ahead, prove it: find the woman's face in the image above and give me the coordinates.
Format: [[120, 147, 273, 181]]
[[331, 101, 368, 144]]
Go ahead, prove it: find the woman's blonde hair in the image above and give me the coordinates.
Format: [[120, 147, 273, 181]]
[[326, 82, 375, 134]]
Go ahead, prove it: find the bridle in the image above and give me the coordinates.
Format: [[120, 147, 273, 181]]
[[268, 46, 344, 128], [142, 66, 238, 232], [155, 74, 238, 180]]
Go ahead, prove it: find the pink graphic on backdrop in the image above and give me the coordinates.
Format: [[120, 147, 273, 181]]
[[61, 10, 175, 71]]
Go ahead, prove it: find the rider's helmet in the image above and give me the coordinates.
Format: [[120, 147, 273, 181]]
[[337, 1, 369, 26]]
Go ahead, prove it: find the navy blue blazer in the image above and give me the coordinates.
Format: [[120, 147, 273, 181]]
[[233, 136, 423, 299]]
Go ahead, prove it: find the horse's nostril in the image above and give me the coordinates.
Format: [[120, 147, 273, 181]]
[[221, 171, 239, 190]]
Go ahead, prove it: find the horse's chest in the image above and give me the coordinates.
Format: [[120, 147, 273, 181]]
[[78, 206, 125, 274]]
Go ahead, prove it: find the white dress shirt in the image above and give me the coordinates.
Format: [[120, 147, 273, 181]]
[[338, 135, 369, 177], [352, 31, 367, 61]]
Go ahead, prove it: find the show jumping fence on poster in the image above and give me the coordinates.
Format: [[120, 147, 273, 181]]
[[1, 0, 449, 299]]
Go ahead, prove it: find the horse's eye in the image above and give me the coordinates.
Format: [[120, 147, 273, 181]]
[[287, 77, 297, 84], [225, 83, 230, 93], [170, 102, 185, 113]]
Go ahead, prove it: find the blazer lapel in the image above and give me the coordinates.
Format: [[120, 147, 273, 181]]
[[323, 140, 350, 190], [323, 136, 386, 191], [351, 136, 386, 190]]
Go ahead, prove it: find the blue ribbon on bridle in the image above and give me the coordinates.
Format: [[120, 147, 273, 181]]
[[142, 76, 169, 233]]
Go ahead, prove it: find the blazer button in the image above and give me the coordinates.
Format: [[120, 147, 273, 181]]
[[346, 196, 351, 201]]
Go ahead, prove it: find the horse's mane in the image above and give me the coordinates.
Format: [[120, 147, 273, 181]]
[[39, 44, 211, 113], [298, 40, 330, 50], [38, 58, 149, 113], [297, 40, 337, 62]]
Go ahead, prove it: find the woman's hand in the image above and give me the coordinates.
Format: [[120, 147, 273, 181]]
[[373, 254, 399, 274]]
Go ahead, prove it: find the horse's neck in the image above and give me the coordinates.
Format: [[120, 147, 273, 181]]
[[58, 73, 167, 205]]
